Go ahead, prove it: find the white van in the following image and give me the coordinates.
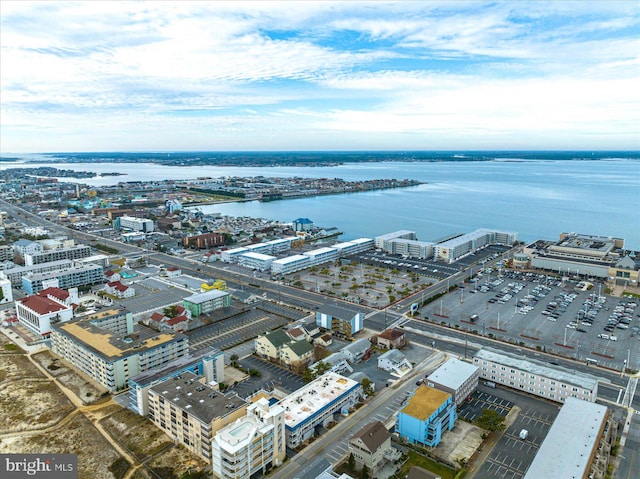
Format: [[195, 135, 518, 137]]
[[598, 334, 610, 339]]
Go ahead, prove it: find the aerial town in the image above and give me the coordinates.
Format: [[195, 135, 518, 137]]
[[1, 172, 639, 479]]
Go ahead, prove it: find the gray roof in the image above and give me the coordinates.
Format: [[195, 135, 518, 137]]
[[14, 239, 35, 247], [320, 352, 348, 367], [318, 304, 361, 321], [342, 338, 371, 355], [523, 397, 608, 479], [474, 348, 598, 391], [263, 329, 291, 349], [150, 371, 246, 424], [287, 339, 313, 356], [350, 420, 390, 453], [129, 346, 223, 387], [183, 289, 229, 304], [427, 358, 478, 391], [379, 349, 407, 363]]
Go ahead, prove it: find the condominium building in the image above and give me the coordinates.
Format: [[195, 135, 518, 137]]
[[15, 290, 73, 338], [0, 274, 12, 304], [238, 252, 275, 272], [426, 358, 480, 406], [271, 254, 310, 276], [148, 371, 247, 462], [183, 290, 231, 317], [280, 372, 362, 448], [523, 397, 615, 479], [375, 231, 417, 249], [434, 229, 517, 263], [212, 398, 286, 479], [51, 313, 189, 391], [128, 347, 225, 416], [384, 238, 434, 259], [24, 244, 92, 266], [22, 263, 104, 294], [396, 385, 457, 448], [331, 238, 375, 257], [13, 239, 43, 257], [117, 216, 154, 233], [2, 259, 74, 285], [303, 247, 338, 267], [316, 306, 364, 339], [220, 247, 249, 263], [473, 349, 598, 402]]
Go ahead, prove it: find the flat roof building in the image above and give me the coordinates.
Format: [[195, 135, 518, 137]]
[[183, 290, 231, 317], [22, 263, 104, 295], [523, 397, 614, 479], [434, 228, 517, 263], [238, 252, 275, 272], [375, 231, 417, 249], [280, 372, 362, 448], [473, 349, 598, 402], [426, 358, 480, 406], [271, 254, 310, 276]]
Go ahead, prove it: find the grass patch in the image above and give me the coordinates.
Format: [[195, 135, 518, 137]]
[[397, 451, 457, 479], [623, 292, 640, 299], [3, 343, 23, 353]]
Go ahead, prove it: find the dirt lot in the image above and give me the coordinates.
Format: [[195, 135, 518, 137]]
[[101, 408, 173, 461], [146, 444, 207, 479], [31, 350, 107, 405], [0, 332, 24, 355], [0, 413, 123, 479], [0, 352, 42, 384], [0, 380, 75, 433]]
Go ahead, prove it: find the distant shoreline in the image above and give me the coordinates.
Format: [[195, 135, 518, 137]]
[[1, 150, 638, 168]]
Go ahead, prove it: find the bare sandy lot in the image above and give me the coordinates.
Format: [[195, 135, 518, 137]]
[[0, 413, 123, 479], [0, 353, 42, 384], [0, 380, 75, 433]]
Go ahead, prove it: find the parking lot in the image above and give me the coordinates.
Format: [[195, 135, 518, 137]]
[[471, 385, 560, 479], [422, 269, 640, 371], [231, 356, 306, 398], [458, 390, 514, 422]]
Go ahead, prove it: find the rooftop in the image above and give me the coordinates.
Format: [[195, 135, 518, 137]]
[[475, 348, 598, 391], [379, 328, 405, 341], [523, 397, 608, 479], [54, 320, 185, 361], [150, 371, 247, 424], [19, 294, 68, 315], [379, 349, 407, 364], [350, 420, 390, 453], [272, 254, 309, 265], [38, 287, 70, 300], [280, 372, 360, 428], [183, 289, 229, 304], [240, 251, 275, 261], [261, 329, 291, 349], [427, 358, 479, 391], [129, 347, 223, 387], [400, 385, 451, 421]]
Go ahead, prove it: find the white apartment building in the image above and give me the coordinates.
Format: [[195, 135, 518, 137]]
[[118, 216, 154, 233], [473, 349, 598, 402], [280, 372, 362, 448], [238, 252, 275, 272], [426, 357, 480, 406], [271, 255, 310, 276], [212, 398, 286, 479], [332, 238, 375, 257], [374, 231, 416, 249], [15, 291, 73, 338], [24, 244, 92, 266], [303, 247, 338, 267], [384, 238, 434, 259], [221, 247, 249, 263], [0, 274, 12, 304], [435, 229, 517, 263]]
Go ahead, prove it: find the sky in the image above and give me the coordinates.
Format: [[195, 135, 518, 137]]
[[1, 1, 639, 153]]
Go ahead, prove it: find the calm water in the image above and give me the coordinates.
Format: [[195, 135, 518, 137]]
[[2, 158, 639, 249]]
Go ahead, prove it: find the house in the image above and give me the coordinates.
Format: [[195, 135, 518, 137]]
[[165, 315, 188, 332], [313, 333, 333, 347], [255, 329, 291, 361], [341, 338, 371, 364], [165, 267, 181, 278], [279, 340, 314, 371], [378, 349, 412, 376], [286, 327, 308, 342], [349, 421, 396, 473], [396, 385, 457, 448], [104, 270, 121, 282], [311, 352, 352, 375], [377, 328, 407, 349], [104, 280, 135, 299]]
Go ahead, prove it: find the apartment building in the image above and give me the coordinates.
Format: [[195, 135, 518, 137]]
[[375, 230, 417, 249], [2, 259, 74, 285], [183, 290, 231, 317], [280, 372, 362, 448], [211, 398, 286, 479], [434, 229, 517, 263], [271, 255, 310, 276], [148, 371, 247, 462], [238, 252, 275, 272], [128, 347, 224, 416], [22, 263, 104, 294], [316, 306, 364, 339], [24, 244, 92, 266], [51, 314, 189, 391], [473, 349, 598, 402], [426, 358, 480, 406], [15, 291, 73, 338], [117, 216, 154, 233]]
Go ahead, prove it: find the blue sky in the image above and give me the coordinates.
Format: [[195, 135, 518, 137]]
[[1, 1, 639, 152]]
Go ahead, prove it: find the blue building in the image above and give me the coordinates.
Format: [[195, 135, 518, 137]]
[[396, 385, 457, 448], [292, 218, 314, 232]]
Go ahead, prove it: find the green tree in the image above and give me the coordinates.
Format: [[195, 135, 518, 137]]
[[361, 378, 375, 397], [348, 453, 355, 471], [361, 465, 369, 479], [476, 408, 506, 431]]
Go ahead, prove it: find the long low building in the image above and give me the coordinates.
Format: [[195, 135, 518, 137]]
[[22, 263, 104, 294], [523, 397, 616, 479], [473, 349, 598, 402], [434, 228, 517, 263], [24, 244, 92, 266], [279, 372, 362, 448], [425, 357, 479, 406]]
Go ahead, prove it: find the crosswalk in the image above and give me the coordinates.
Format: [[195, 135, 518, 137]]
[[622, 376, 638, 407]]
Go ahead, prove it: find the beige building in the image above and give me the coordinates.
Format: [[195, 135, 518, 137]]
[[148, 371, 247, 462], [212, 398, 286, 479], [348, 421, 394, 473], [51, 311, 189, 391]]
